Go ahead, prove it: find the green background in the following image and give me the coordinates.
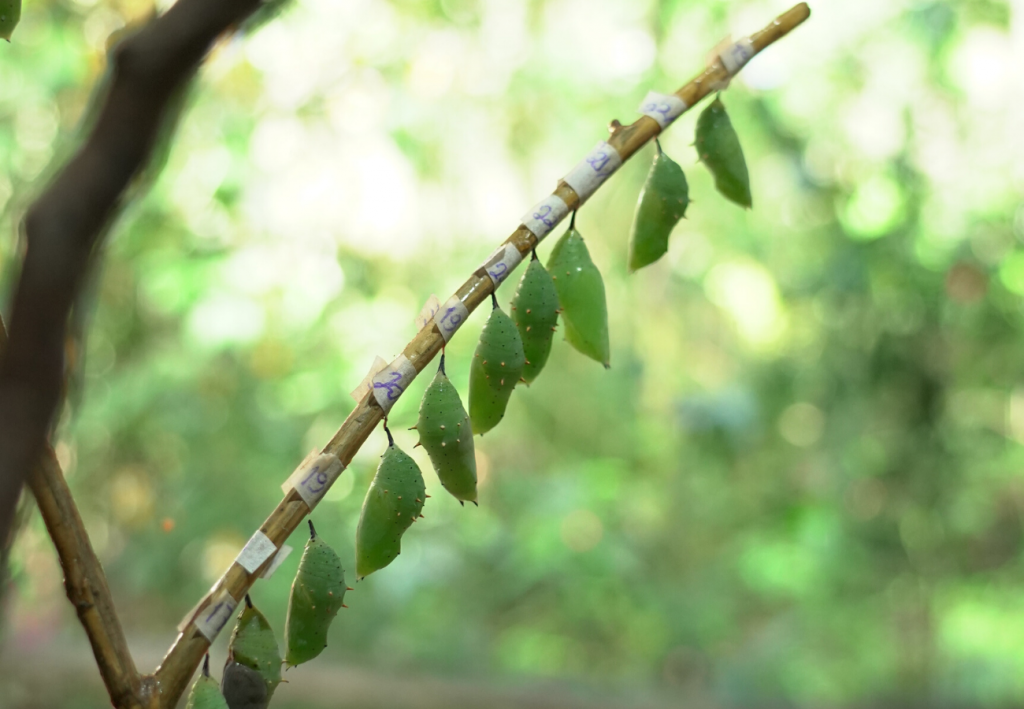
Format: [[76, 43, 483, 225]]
[[3, 0, 1024, 707]]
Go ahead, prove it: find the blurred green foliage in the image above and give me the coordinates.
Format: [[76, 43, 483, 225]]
[[3, 0, 1024, 707]]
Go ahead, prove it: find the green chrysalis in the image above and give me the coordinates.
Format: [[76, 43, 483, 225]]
[[186, 655, 229, 709], [284, 520, 348, 667], [355, 427, 427, 578], [221, 662, 268, 709], [468, 293, 526, 435], [695, 95, 751, 208], [511, 253, 560, 383], [0, 0, 21, 42], [417, 354, 477, 503], [224, 595, 281, 701], [547, 218, 610, 367], [628, 141, 690, 272]]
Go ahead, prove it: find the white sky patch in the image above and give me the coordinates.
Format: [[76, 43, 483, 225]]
[[187, 292, 266, 347]]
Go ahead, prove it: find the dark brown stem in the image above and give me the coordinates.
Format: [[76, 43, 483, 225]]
[[0, 0, 273, 707]]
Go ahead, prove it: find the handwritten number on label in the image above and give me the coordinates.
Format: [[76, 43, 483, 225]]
[[643, 101, 672, 118], [587, 150, 611, 173], [373, 371, 404, 401], [533, 204, 555, 227], [439, 307, 462, 333], [204, 601, 225, 625], [488, 262, 508, 281], [300, 464, 329, 495]]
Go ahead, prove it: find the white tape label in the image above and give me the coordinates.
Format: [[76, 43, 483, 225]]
[[481, 243, 523, 289], [282, 450, 346, 506], [562, 141, 622, 203], [194, 587, 237, 642], [521, 195, 569, 240], [371, 354, 417, 414], [261, 544, 293, 580], [235, 530, 278, 574], [719, 37, 754, 75], [283, 451, 345, 510], [416, 294, 441, 330], [638, 91, 687, 129], [433, 295, 470, 342]]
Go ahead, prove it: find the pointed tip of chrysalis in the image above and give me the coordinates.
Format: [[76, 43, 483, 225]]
[[438, 352, 446, 375], [245, 593, 253, 609], [383, 423, 395, 447], [202, 653, 211, 677], [308, 519, 317, 539]]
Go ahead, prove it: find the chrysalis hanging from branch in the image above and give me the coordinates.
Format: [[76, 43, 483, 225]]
[[695, 95, 752, 209], [548, 213, 611, 368], [417, 354, 478, 504], [468, 293, 526, 435], [628, 139, 690, 272], [511, 252, 560, 384], [355, 426, 427, 578], [284, 520, 349, 667]]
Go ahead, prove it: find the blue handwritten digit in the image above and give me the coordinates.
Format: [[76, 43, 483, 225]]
[[657, 102, 671, 117], [533, 204, 554, 227], [373, 371, 404, 401], [300, 465, 321, 487], [587, 150, 610, 173], [301, 465, 329, 494], [441, 307, 462, 332], [488, 262, 508, 281], [204, 601, 224, 625]]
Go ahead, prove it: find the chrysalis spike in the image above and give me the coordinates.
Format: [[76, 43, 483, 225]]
[[490, 291, 498, 310], [308, 519, 316, 539], [244, 593, 253, 609], [383, 423, 395, 447]]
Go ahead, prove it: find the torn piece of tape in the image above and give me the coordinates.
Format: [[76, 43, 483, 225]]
[[351, 356, 387, 402], [261, 544, 293, 580], [282, 451, 345, 510], [481, 243, 523, 289], [719, 37, 755, 75], [637, 91, 687, 129], [235, 530, 278, 575], [416, 294, 441, 330], [521, 195, 569, 240], [562, 141, 622, 203], [194, 587, 237, 642], [433, 295, 470, 342], [372, 354, 417, 414]]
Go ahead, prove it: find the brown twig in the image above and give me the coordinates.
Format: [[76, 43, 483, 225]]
[[0, 0, 265, 565], [1, 313, 142, 708], [154, 4, 810, 705], [29, 449, 146, 707]]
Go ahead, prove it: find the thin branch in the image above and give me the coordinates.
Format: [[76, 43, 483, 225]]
[[0, 0, 264, 562], [0, 317, 142, 707], [154, 4, 810, 705], [29, 450, 144, 706]]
